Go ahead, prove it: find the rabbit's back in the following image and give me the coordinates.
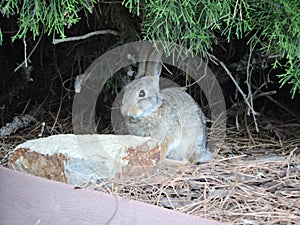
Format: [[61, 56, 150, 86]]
[[161, 87, 206, 130], [161, 87, 207, 162]]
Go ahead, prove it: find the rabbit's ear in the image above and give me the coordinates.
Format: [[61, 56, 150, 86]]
[[137, 43, 152, 78], [152, 51, 163, 78], [137, 49, 163, 79], [137, 61, 146, 78], [143, 51, 162, 90]]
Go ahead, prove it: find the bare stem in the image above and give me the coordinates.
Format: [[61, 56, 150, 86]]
[[206, 51, 257, 119], [14, 34, 43, 72], [52, 30, 121, 45]]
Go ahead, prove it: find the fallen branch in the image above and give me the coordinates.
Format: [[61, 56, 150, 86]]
[[253, 90, 277, 100], [251, 83, 299, 119], [0, 114, 36, 138]]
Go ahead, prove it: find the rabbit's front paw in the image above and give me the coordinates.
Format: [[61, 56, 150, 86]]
[[195, 150, 213, 164]]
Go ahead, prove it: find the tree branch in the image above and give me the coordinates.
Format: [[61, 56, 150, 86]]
[[206, 51, 258, 118], [52, 30, 121, 45]]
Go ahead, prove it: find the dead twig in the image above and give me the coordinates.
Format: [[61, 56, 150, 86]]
[[205, 52, 258, 124], [15, 34, 43, 72], [245, 41, 259, 132], [52, 30, 121, 45]]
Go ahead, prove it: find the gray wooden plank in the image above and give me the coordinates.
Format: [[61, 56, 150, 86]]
[[0, 166, 228, 225]]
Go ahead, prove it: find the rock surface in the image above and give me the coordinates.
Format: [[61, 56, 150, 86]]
[[8, 134, 160, 185]]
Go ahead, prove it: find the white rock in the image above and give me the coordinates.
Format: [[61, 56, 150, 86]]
[[9, 134, 160, 185]]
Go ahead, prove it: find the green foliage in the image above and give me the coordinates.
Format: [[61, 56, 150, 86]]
[[1, 0, 299, 97], [247, 1, 300, 98], [124, 0, 300, 98], [0, 0, 99, 41], [0, 27, 2, 44]]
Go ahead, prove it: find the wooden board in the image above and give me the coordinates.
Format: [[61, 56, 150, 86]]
[[0, 166, 228, 225]]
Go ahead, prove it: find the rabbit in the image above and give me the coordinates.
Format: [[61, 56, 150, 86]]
[[120, 50, 212, 166]]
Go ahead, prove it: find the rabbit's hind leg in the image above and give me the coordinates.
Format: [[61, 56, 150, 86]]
[[160, 158, 189, 167]]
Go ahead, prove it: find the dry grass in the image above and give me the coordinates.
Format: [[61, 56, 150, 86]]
[[88, 124, 300, 225], [89, 151, 299, 225]]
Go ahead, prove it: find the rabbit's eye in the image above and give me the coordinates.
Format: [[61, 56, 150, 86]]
[[139, 90, 146, 97]]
